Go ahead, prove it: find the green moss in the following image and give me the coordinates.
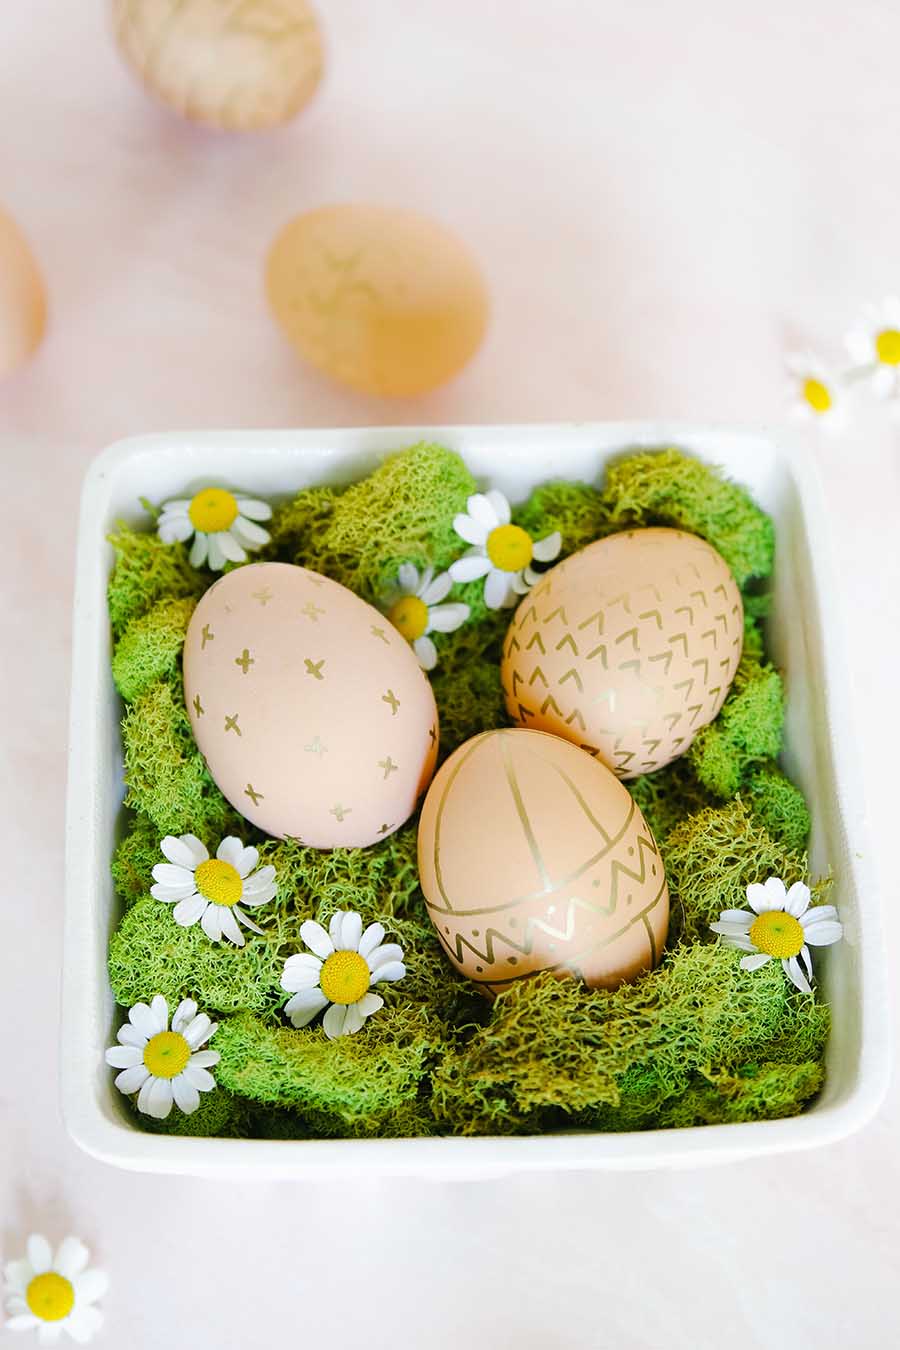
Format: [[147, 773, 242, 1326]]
[[111, 813, 164, 908], [112, 597, 196, 703], [689, 653, 784, 798], [215, 1008, 444, 1137], [432, 944, 829, 1136], [598, 448, 775, 587], [628, 759, 715, 844], [107, 525, 206, 637], [129, 1083, 245, 1138], [744, 763, 811, 852], [513, 480, 610, 555], [265, 485, 342, 562]]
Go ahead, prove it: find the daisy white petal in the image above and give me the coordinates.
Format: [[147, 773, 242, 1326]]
[[323, 1003, 350, 1039], [872, 365, 896, 397], [217, 907, 245, 947], [803, 905, 839, 926], [183, 1063, 217, 1092], [4, 1297, 28, 1316], [420, 571, 452, 606], [357, 992, 384, 1019], [5, 1315, 40, 1331], [189, 533, 209, 568], [397, 562, 419, 593], [72, 1268, 108, 1304], [484, 489, 511, 523], [241, 865, 276, 896], [785, 956, 812, 994], [370, 960, 406, 984], [65, 1306, 104, 1344], [171, 998, 198, 1033], [709, 919, 753, 938], [200, 905, 223, 941], [104, 1045, 142, 1069], [427, 601, 469, 633], [359, 922, 386, 958], [27, 1236, 53, 1275], [717, 909, 754, 925], [343, 1003, 365, 1034], [532, 530, 562, 562], [217, 530, 247, 564], [281, 963, 322, 994], [116, 1023, 147, 1049], [523, 565, 542, 586], [161, 834, 208, 868], [188, 1049, 220, 1068], [183, 1013, 216, 1049], [368, 942, 405, 969], [484, 568, 513, 610], [467, 493, 501, 529], [216, 836, 244, 868], [449, 553, 492, 582], [233, 905, 264, 934], [141, 1076, 175, 1119], [337, 910, 363, 951], [762, 877, 787, 904], [151, 881, 199, 903], [784, 881, 811, 917], [236, 845, 260, 877], [453, 513, 489, 547], [172, 1074, 201, 1115], [328, 910, 344, 945], [115, 1063, 150, 1094], [417, 565, 435, 595], [510, 570, 531, 595], [285, 989, 330, 1026], [799, 945, 813, 980], [413, 635, 438, 670], [158, 515, 194, 544], [151, 862, 195, 888], [128, 1001, 164, 1040], [740, 953, 771, 971], [803, 921, 844, 946], [173, 894, 207, 926], [234, 497, 272, 522], [206, 534, 227, 571], [231, 516, 270, 549], [300, 919, 335, 959], [4, 1261, 32, 1291]]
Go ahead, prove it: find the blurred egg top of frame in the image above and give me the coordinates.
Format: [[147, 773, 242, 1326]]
[[0, 208, 46, 376], [417, 728, 669, 996], [111, 0, 324, 131], [501, 528, 744, 779], [265, 205, 489, 397], [183, 562, 439, 849]]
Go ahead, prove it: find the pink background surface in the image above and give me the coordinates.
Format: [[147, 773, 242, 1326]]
[[3, 2, 899, 1346]]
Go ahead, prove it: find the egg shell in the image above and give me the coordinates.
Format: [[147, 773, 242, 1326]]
[[417, 728, 669, 995], [112, 0, 323, 131], [265, 205, 489, 397], [0, 208, 46, 376], [183, 562, 438, 847], [501, 528, 744, 779]]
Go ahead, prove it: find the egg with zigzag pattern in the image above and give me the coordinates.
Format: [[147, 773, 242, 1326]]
[[417, 728, 668, 995]]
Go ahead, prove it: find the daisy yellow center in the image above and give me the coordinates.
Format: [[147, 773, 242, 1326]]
[[388, 594, 429, 641], [749, 910, 804, 959], [143, 1030, 191, 1078], [194, 858, 242, 907], [26, 1273, 75, 1323], [188, 488, 238, 533], [319, 950, 370, 1005], [876, 329, 900, 365], [803, 377, 832, 413], [486, 523, 533, 572]]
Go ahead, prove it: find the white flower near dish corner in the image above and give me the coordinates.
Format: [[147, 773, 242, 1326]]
[[156, 487, 272, 570], [151, 834, 277, 946], [3, 1234, 108, 1344], [105, 995, 220, 1119], [281, 910, 406, 1039], [711, 877, 843, 995], [785, 351, 847, 431], [381, 563, 469, 670], [449, 490, 562, 610], [845, 297, 900, 398]]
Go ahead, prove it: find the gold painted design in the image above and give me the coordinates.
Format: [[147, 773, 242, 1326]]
[[201, 624, 214, 649], [429, 725, 437, 745], [305, 573, 326, 586], [382, 688, 400, 715], [301, 601, 325, 621], [192, 693, 204, 717], [370, 625, 390, 643], [304, 658, 325, 679], [224, 713, 242, 736], [304, 735, 327, 756], [378, 756, 398, 779], [330, 802, 351, 821], [378, 822, 395, 835], [252, 587, 274, 606], [235, 648, 255, 674], [245, 783, 264, 805]]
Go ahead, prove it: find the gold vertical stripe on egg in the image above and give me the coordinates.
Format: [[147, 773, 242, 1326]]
[[498, 730, 551, 894], [431, 732, 492, 914]]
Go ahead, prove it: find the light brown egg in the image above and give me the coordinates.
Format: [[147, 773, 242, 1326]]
[[184, 562, 438, 847], [501, 529, 743, 779], [265, 205, 489, 396], [0, 208, 46, 376], [111, 0, 323, 131], [417, 728, 669, 996]]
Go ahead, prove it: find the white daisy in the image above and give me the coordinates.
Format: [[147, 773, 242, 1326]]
[[157, 487, 272, 570], [381, 564, 469, 670], [280, 910, 406, 1039], [710, 877, 843, 995], [785, 351, 847, 431], [150, 834, 276, 947], [448, 490, 561, 609], [845, 297, 900, 398], [105, 995, 220, 1119], [3, 1234, 108, 1344]]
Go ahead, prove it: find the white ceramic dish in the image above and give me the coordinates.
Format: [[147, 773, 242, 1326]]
[[63, 424, 890, 1178]]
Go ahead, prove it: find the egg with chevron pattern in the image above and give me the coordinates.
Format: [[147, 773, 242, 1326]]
[[417, 728, 669, 995], [500, 529, 744, 779]]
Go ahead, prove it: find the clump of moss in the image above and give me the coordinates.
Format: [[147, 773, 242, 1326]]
[[107, 525, 206, 637], [112, 596, 196, 702], [513, 480, 611, 555], [129, 1083, 245, 1138], [689, 653, 784, 798], [214, 1008, 444, 1137], [598, 448, 775, 587], [744, 763, 811, 852], [111, 812, 165, 908], [432, 944, 829, 1136], [628, 758, 716, 844], [265, 485, 342, 562]]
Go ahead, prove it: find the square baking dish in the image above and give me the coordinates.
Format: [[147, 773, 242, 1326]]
[[63, 423, 890, 1177]]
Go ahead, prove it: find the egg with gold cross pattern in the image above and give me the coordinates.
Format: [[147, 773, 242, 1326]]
[[417, 728, 669, 995], [183, 562, 439, 847], [500, 528, 744, 779]]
